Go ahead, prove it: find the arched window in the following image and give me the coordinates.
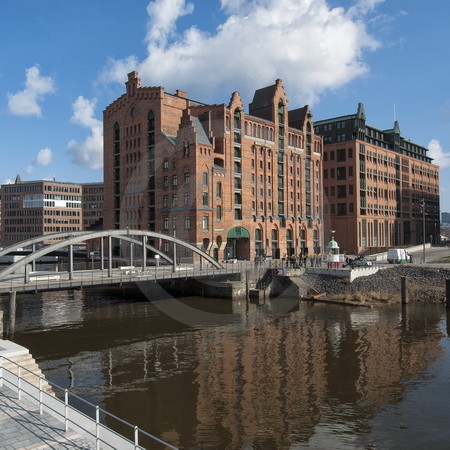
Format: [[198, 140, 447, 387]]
[[234, 109, 241, 129], [278, 100, 285, 124], [286, 229, 293, 254], [255, 228, 263, 255], [271, 229, 279, 259], [300, 228, 307, 254]]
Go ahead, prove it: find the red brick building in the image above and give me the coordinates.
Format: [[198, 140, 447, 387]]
[[103, 72, 324, 261], [315, 103, 440, 254]]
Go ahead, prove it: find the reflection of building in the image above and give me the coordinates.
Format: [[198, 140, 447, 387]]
[[192, 303, 443, 448], [315, 104, 440, 253], [0, 175, 83, 246], [30, 289, 445, 448], [103, 72, 324, 261]]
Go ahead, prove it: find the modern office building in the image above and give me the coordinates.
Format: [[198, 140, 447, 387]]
[[103, 72, 324, 261], [315, 104, 440, 254], [82, 182, 104, 231], [441, 212, 450, 225], [0, 175, 83, 246]]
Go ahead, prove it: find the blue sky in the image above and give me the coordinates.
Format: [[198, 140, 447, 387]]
[[1, 0, 450, 211]]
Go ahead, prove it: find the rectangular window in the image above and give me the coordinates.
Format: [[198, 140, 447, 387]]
[[184, 172, 190, 185], [184, 192, 190, 206], [337, 185, 346, 198], [202, 215, 209, 231], [172, 175, 178, 188], [337, 203, 347, 216], [163, 176, 169, 188], [337, 148, 346, 162], [337, 167, 346, 180], [163, 217, 169, 230], [172, 194, 178, 206], [163, 195, 168, 207], [184, 216, 190, 229]]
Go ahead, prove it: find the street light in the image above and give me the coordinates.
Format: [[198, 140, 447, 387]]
[[421, 198, 426, 263]]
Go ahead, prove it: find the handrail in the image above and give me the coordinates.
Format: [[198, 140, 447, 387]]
[[0, 355, 178, 450]]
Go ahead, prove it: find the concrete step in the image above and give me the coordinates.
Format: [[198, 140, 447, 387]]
[[2, 349, 54, 395]]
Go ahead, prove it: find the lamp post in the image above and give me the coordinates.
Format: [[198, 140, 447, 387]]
[[421, 198, 426, 263]]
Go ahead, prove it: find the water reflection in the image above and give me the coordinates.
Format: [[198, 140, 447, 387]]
[[1, 287, 447, 449]]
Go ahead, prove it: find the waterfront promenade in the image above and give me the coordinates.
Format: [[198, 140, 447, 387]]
[[0, 385, 97, 449], [0, 340, 177, 450]]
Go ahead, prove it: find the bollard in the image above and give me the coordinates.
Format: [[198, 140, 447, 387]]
[[446, 279, 450, 308], [401, 276, 408, 304]]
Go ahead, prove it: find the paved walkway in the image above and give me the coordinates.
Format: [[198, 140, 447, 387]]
[[0, 386, 96, 449]]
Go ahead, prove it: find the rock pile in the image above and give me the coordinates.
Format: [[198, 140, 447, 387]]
[[301, 265, 450, 304]]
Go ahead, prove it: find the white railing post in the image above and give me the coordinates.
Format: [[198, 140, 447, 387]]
[[39, 376, 43, 415], [64, 389, 69, 432], [96, 405, 100, 450], [17, 366, 21, 400], [134, 425, 139, 449]]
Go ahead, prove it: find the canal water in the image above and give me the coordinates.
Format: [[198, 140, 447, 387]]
[[3, 285, 450, 449]]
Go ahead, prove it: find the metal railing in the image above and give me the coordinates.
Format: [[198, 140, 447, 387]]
[[0, 355, 177, 450], [0, 260, 284, 295]]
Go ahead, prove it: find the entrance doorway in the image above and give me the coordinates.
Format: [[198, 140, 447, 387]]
[[225, 226, 250, 260]]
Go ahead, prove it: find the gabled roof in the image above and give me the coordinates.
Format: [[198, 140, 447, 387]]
[[161, 130, 176, 146], [250, 84, 277, 110], [192, 116, 212, 146]]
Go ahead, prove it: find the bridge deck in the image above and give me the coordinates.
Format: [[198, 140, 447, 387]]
[[0, 264, 246, 296]]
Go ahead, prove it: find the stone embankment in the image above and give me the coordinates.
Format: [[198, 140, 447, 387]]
[[300, 265, 450, 305]]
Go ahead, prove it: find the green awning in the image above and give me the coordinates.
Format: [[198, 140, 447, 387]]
[[227, 227, 250, 239]]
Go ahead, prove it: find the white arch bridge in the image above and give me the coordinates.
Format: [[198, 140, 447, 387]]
[[0, 230, 223, 282]]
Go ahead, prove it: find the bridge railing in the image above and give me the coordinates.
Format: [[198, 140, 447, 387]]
[[0, 355, 178, 450], [0, 259, 291, 294]]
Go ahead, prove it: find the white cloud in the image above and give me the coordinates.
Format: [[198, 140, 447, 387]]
[[24, 147, 54, 175], [428, 139, 450, 168], [99, 0, 382, 105], [36, 147, 53, 166], [7, 65, 55, 117], [67, 96, 103, 170], [146, 0, 194, 46]]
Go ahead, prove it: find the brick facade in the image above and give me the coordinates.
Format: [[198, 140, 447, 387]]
[[315, 103, 440, 254], [103, 72, 324, 261]]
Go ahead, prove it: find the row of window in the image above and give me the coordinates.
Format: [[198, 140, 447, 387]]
[[323, 148, 353, 162], [324, 167, 353, 180]]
